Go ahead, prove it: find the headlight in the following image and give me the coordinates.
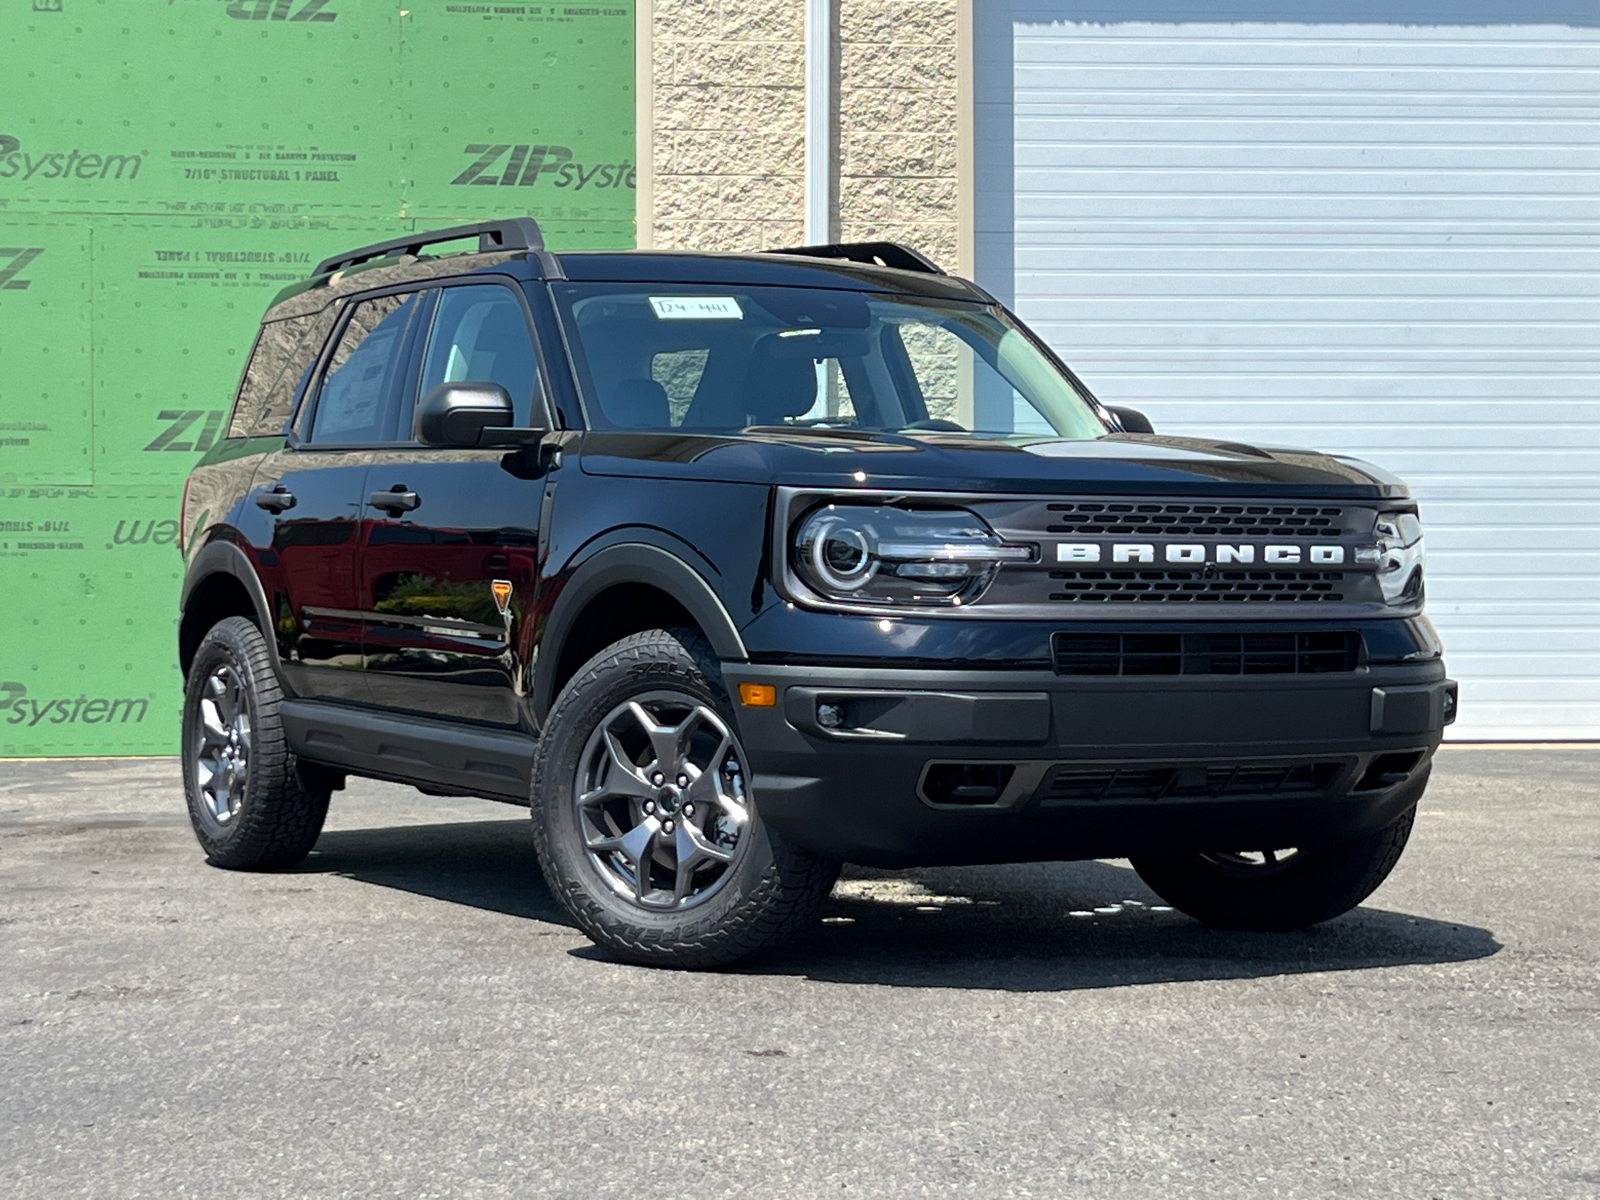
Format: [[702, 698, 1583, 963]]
[[1356, 510, 1425, 605], [792, 505, 1031, 607]]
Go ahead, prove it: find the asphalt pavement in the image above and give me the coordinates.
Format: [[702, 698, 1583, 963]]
[[1, 747, 1596, 1198]]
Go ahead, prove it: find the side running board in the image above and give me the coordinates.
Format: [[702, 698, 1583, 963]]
[[279, 700, 536, 802]]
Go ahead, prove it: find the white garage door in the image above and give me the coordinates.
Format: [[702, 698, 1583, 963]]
[[1008, 18, 1600, 740]]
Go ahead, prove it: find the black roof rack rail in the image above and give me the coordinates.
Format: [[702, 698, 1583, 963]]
[[313, 218, 545, 277], [765, 240, 946, 276]]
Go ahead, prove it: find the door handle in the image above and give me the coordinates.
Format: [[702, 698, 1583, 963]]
[[368, 485, 421, 514], [254, 484, 297, 513]]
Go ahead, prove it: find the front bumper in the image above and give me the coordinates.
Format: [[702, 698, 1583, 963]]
[[722, 661, 1454, 867]]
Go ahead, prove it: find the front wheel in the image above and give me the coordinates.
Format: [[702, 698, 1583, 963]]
[[1130, 802, 1418, 932], [530, 628, 838, 969]]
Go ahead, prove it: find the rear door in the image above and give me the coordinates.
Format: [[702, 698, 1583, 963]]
[[356, 279, 551, 727], [249, 288, 426, 703]]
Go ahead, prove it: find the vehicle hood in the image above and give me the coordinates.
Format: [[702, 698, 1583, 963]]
[[576, 429, 1409, 499]]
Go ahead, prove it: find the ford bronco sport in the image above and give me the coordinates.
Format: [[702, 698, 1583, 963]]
[[177, 218, 1455, 967]]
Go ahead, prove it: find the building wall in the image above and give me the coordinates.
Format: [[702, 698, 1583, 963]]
[[0, 4, 636, 757], [649, 0, 807, 252], [840, 0, 960, 267], [985, 2, 1600, 740], [648, 0, 960, 269]]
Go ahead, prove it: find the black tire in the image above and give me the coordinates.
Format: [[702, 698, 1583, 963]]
[[1130, 802, 1418, 932], [181, 616, 331, 870], [531, 628, 838, 969]]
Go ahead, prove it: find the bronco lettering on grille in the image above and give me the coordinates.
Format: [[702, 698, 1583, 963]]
[[1058, 542, 1347, 566]]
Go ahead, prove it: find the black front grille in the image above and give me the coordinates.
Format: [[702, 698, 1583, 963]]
[[1052, 630, 1359, 675], [1049, 569, 1349, 604], [1045, 502, 1348, 539], [1041, 760, 1343, 805]]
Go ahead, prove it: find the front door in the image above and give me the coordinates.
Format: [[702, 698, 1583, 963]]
[[357, 280, 550, 727]]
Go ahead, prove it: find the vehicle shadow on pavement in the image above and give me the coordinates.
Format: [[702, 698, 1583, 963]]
[[759, 859, 1502, 992], [293, 820, 1499, 992], [294, 818, 569, 925]]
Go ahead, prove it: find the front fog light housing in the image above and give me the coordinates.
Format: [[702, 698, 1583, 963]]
[[793, 505, 1031, 608], [1357, 510, 1425, 605]]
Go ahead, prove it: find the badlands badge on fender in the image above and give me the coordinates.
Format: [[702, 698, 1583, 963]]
[[491, 580, 514, 615]]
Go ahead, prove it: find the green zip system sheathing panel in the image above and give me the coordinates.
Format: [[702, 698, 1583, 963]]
[[0, 2, 636, 756]]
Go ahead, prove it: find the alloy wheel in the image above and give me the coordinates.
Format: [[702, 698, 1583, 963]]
[[574, 691, 752, 911], [1197, 848, 1302, 878], [194, 664, 252, 827]]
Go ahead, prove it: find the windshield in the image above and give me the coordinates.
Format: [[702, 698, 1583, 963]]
[[552, 283, 1108, 439]]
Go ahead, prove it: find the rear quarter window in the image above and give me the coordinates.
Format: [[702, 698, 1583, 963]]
[[226, 307, 338, 439]]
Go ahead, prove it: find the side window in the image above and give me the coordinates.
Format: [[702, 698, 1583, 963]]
[[226, 306, 337, 439], [418, 284, 539, 428], [309, 292, 421, 444]]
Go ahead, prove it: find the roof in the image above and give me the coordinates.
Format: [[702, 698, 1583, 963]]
[[550, 249, 987, 300], [262, 220, 988, 320]]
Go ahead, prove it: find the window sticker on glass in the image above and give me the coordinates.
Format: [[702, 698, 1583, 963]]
[[648, 296, 744, 321]]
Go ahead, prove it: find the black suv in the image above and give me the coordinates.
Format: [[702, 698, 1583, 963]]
[[178, 218, 1455, 967]]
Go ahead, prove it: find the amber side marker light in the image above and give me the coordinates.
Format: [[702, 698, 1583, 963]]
[[739, 682, 777, 707]]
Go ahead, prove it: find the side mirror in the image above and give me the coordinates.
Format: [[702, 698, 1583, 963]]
[[1107, 405, 1154, 435], [415, 382, 546, 447]]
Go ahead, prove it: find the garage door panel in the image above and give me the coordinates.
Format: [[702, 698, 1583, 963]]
[[1430, 586, 1600, 612], [1432, 602, 1600, 623], [1013, 141, 1600, 173], [1013, 18, 1600, 739], [1018, 273, 1600, 301], [1453, 660, 1600, 687], [1443, 630, 1600, 653], [1457, 680, 1600, 703], [1406, 501, 1600, 526], [1014, 28, 1600, 66], [1430, 558, 1600, 581], [1016, 168, 1600, 201], [1455, 707, 1600, 741], [1019, 101, 1600, 121], [1018, 301, 1600, 329], [1463, 714, 1600, 740], [1018, 195, 1600, 223], [1018, 272, 1600, 299], [1424, 527, 1600, 553], [1022, 319, 1594, 353], [1016, 25, 1597, 57]]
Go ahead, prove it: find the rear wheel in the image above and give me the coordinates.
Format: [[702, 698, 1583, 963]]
[[531, 628, 838, 968], [181, 616, 330, 870], [1130, 803, 1418, 931]]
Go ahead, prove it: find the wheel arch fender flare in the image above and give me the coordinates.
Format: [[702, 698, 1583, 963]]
[[533, 541, 748, 722], [178, 539, 286, 684]]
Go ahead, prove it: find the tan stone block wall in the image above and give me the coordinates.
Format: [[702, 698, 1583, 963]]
[[650, 0, 805, 253], [839, 0, 958, 268], [648, 0, 959, 268]]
